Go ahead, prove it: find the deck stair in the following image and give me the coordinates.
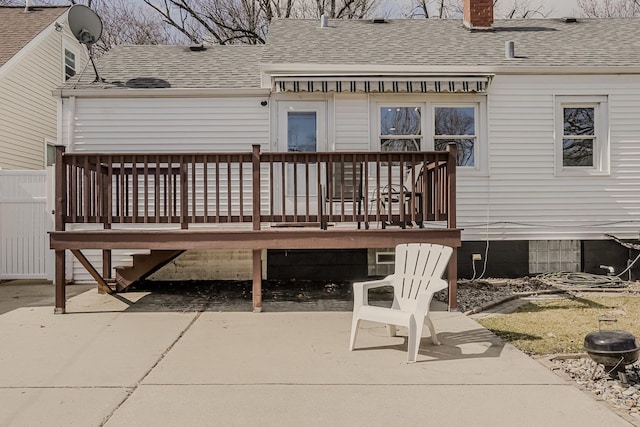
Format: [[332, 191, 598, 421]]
[[115, 250, 184, 291]]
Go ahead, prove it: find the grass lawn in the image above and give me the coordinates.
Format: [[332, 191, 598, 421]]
[[476, 295, 640, 355]]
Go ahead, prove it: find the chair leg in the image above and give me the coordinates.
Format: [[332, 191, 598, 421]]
[[349, 318, 361, 350], [425, 315, 440, 346], [407, 317, 419, 363]]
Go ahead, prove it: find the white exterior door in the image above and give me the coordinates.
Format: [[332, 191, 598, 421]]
[[277, 101, 327, 216]]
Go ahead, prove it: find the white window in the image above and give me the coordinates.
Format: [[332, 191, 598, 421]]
[[379, 105, 422, 152], [555, 96, 609, 175], [371, 96, 486, 172], [433, 105, 477, 167], [45, 140, 56, 167], [64, 48, 76, 81]]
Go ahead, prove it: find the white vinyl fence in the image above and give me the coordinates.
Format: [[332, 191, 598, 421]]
[[0, 170, 52, 279]]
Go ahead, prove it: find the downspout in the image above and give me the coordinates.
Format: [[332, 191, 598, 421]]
[[67, 96, 76, 152]]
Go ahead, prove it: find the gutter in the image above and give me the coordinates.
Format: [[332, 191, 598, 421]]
[[260, 63, 640, 76], [52, 87, 271, 99]]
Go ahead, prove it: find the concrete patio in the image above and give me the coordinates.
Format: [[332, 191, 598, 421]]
[[0, 288, 632, 426]]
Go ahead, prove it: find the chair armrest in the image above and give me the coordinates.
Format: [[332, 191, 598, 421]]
[[414, 279, 448, 314], [352, 275, 396, 307]]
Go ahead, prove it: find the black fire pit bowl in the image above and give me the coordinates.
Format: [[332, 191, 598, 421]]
[[584, 329, 640, 373]]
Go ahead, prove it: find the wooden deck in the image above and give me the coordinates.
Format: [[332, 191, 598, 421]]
[[51, 145, 461, 313]]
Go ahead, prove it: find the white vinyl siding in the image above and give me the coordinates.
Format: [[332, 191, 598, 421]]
[[458, 74, 640, 241], [66, 97, 269, 152], [0, 21, 85, 170], [63, 97, 271, 233], [333, 95, 369, 151]]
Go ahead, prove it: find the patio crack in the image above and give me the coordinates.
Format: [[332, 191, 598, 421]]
[[98, 310, 203, 427]]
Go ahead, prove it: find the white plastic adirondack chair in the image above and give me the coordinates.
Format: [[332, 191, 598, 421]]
[[349, 243, 453, 363]]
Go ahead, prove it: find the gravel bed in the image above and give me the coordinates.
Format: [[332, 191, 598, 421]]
[[433, 276, 558, 313], [551, 356, 640, 423]]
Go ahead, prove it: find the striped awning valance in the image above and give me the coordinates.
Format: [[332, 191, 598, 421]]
[[273, 76, 491, 94]]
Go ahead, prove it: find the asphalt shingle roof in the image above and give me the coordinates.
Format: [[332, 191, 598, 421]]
[[263, 17, 640, 68], [68, 44, 264, 90], [64, 16, 640, 91], [0, 6, 68, 67]]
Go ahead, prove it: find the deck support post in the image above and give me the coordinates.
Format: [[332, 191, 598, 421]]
[[54, 146, 67, 314], [251, 145, 262, 312], [446, 143, 458, 311], [55, 250, 66, 314], [252, 249, 262, 312], [103, 250, 112, 279]]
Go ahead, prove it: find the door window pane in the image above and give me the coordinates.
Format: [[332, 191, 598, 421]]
[[288, 112, 316, 152], [287, 112, 317, 196]]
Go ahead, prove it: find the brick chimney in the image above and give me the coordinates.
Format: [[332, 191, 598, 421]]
[[464, 0, 494, 30]]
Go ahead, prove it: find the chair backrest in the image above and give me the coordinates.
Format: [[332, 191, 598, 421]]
[[393, 243, 453, 305], [326, 161, 363, 201]]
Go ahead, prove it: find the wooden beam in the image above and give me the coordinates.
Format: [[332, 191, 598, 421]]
[[102, 250, 112, 279], [55, 250, 65, 314], [70, 249, 113, 294], [50, 228, 461, 251], [252, 249, 262, 313]]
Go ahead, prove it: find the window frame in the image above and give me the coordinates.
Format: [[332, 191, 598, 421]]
[[44, 138, 56, 167], [554, 95, 609, 176], [63, 46, 76, 81], [369, 95, 488, 175], [377, 103, 424, 153], [432, 103, 479, 168]]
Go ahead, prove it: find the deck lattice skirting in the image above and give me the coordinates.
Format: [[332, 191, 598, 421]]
[[50, 145, 461, 313]]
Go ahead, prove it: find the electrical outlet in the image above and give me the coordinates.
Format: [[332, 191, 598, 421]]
[[472, 253, 482, 261]]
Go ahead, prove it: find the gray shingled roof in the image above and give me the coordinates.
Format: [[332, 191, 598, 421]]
[[63, 16, 640, 92], [0, 6, 68, 67], [67, 44, 264, 90], [263, 17, 640, 68]]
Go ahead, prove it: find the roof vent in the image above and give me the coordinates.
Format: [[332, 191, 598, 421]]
[[320, 14, 328, 28], [372, 18, 387, 24], [562, 17, 578, 23], [189, 43, 206, 52], [505, 40, 515, 59]]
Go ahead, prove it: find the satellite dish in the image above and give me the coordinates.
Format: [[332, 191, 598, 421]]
[[68, 4, 103, 48], [67, 4, 104, 82]]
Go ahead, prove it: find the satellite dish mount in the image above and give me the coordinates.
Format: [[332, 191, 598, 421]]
[[68, 4, 104, 83]]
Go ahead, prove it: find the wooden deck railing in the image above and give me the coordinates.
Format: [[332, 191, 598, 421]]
[[55, 144, 457, 232]]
